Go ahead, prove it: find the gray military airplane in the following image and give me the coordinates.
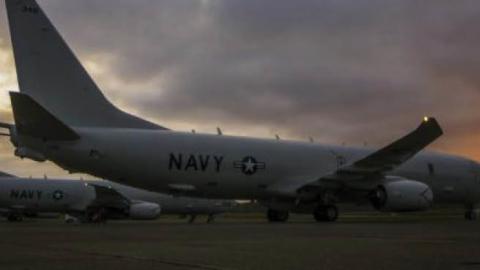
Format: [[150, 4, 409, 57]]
[[103, 179, 235, 224], [1, 0, 479, 222], [0, 171, 234, 223]]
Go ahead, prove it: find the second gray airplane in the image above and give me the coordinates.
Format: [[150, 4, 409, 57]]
[[0, 171, 234, 223]]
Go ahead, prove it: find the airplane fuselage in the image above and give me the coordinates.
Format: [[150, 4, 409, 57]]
[[0, 178, 93, 214], [29, 128, 480, 206], [0, 176, 233, 219]]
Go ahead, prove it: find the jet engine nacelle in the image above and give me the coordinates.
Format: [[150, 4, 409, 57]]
[[370, 179, 433, 212], [128, 202, 161, 220]]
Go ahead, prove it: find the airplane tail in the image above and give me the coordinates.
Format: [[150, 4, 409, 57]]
[[5, 0, 167, 130]]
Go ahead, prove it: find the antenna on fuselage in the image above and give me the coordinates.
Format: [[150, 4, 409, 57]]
[[309, 137, 314, 143], [275, 134, 280, 141], [217, 127, 223, 136], [191, 129, 196, 134]]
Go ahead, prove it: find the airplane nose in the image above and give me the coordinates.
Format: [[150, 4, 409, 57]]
[[152, 206, 161, 216]]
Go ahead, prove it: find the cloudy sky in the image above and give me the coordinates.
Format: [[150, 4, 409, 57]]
[[0, 0, 479, 177]]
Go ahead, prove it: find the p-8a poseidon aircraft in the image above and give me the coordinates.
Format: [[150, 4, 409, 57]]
[[1, 0, 480, 222], [0, 171, 234, 223]]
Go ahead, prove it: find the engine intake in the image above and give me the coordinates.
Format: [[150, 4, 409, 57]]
[[370, 179, 433, 212]]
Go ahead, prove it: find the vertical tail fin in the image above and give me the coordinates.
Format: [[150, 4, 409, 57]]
[[5, 0, 166, 130]]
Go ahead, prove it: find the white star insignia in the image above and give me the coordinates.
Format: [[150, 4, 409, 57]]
[[244, 158, 256, 173]]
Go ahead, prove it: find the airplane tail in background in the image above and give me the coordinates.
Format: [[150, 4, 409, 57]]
[[5, 0, 167, 130]]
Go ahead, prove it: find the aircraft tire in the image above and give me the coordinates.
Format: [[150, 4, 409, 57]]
[[206, 214, 216, 224], [188, 214, 197, 224], [267, 209, 289, 223], [313, 205, 338, 222]]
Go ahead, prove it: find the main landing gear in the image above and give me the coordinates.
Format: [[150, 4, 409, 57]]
[[188, 214, 197, 224], [206, 214, 216, 224], [465, 205, 478, 221], [266, 205, 339, 223], [313, 205, 338, 222], [267, 209, 289, 222]]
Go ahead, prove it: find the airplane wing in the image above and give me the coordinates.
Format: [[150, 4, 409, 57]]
[[87, 184, 131, 210], [297, 117, 443, 199]]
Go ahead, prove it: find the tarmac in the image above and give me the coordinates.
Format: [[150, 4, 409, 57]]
[[0, 212, 479, 270]]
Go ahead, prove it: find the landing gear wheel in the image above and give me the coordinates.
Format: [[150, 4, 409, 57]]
[[267, 209, 289, 223], [465, 210, 478, 221], [206, 214, 216, 224], [188, 215, 197, 224], [313, 205, 338, 222]]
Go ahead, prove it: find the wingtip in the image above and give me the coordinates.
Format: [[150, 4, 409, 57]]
[[421, 116, 443, 136]]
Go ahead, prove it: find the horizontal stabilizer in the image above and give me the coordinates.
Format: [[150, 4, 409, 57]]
[[0, 122, 13, 137], [0, 122, 13, 129], [10, 92, 79, 141], [0, 171, 17, 178]]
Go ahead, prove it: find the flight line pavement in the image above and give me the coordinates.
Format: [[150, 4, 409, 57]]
[[0, 213, 478, 270]]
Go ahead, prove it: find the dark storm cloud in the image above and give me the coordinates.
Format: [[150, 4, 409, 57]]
[[1, 0, 480, 160]]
